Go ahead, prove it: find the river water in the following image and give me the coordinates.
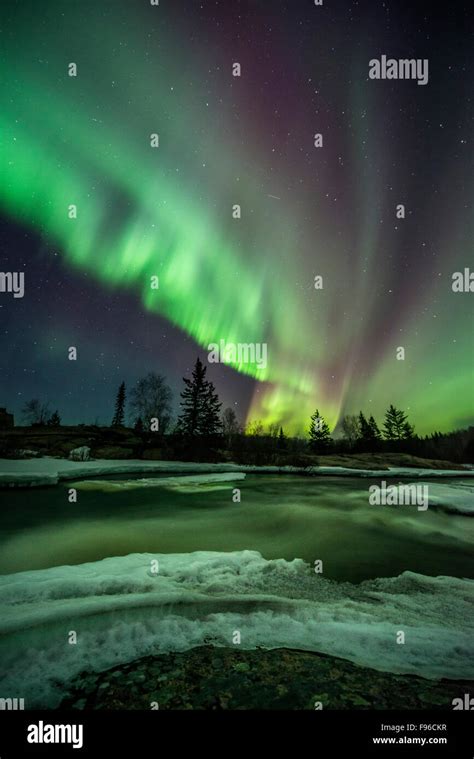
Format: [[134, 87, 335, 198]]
[[0, 474, 472, 580]]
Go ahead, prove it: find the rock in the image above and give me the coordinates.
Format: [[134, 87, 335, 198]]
[[59, 646, 474, 711], [69, 446, 91, 461]]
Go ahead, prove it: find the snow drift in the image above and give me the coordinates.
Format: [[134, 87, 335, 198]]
[[0, 550, 472, 707]]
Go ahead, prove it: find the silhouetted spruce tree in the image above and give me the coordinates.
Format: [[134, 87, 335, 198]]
[[277, 427, 287, 450], [201, 380, 223, 435], [112, 382, 126, 427], [383, 404, 414, 440], [358, 411, 372, 442], [309, 410, 332, 452], [178, 358, 222, 436], [402, 420, 415, 439], [48, 410, 61, 427], [368, 415, 382, 441]]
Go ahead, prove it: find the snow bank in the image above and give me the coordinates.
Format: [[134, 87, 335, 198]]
[[0, 457, 472, 488], [427, 482, 474, 515], [71, 472, 246, 492], [0, 458, 246, 488], [0, 550, 472, 707]]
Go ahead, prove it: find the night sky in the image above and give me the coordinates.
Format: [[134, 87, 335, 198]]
[[0, 0, 472, 434]]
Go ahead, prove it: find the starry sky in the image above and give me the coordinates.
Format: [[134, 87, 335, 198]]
[[0, 0, 472, 434]]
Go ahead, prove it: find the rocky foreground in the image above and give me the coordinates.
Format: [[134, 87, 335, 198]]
[[60, 646, 470, 710]]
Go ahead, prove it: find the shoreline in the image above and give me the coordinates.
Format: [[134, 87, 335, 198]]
[[0, 456, 473, 489]]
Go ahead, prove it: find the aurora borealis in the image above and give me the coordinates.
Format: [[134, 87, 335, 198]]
[[0, 0, 472, 434]]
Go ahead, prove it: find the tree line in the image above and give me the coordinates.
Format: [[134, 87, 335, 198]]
[[110, 357, 222, 437], [19, 357, 473, 463], [21, 400, 61, 427], [309, 406, 415, 452]]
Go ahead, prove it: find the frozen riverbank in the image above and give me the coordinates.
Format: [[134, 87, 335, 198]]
[[0, 550, 473, 708], [0, 456, 472, 488]]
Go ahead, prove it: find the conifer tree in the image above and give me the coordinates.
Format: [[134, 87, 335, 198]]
[[383, 405, 414, 440], [178, 358, 222, 436], [48, 410, 61, 427], [277, 426, 287, 449], [308, 410, 332, 452], [358, 411, 372, 441], [368, 415, 382, 440], [201, 379, 223, 435], [112, 382, 126, 427]]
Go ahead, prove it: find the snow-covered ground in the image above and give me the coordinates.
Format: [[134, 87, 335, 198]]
[[72, 472, 247, 492], [0, 549, 472, 707], [0, 456, 472, 488], [428, 482, 474, 515]]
